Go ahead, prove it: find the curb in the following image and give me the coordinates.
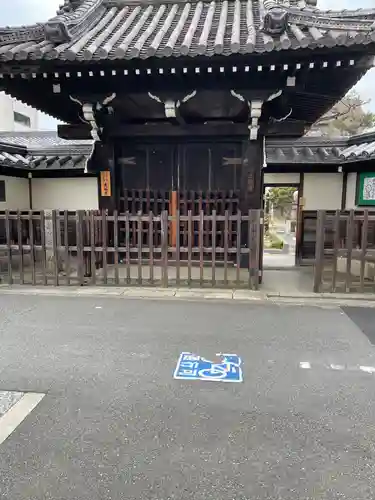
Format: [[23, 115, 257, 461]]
[[0, 285, 375, 307]]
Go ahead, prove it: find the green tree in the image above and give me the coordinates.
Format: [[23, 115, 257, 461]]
[[266, 187, 296, 217]]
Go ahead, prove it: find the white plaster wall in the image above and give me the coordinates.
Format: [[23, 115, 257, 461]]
[[0, 175, 30, 210], [0, 92, 38, 131], [32, 178, 99, 211], [345, 173, 357, 210], [264, 173, 300, 185], [303, 173, 342, 210]]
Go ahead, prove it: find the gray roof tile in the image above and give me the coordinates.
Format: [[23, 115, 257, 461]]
[[0, 0, 374, 61]]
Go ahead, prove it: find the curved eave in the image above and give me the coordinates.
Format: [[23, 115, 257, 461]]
[[0, 1, 374, 62]]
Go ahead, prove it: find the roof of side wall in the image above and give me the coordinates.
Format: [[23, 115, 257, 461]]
[[1, 130, 375, 171]]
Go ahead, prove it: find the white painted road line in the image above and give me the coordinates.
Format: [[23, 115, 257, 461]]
[[330, 364, 345, 370], [359, 366, 375, 374], [0, 392, 45, 446], [299, 362, 311, 369]]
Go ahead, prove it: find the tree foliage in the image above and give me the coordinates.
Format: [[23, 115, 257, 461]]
[[266, 187, 296, 213], [310, 91, 375, 137]]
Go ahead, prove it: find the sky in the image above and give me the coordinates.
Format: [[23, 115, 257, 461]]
[[1, 0, 375, 130]]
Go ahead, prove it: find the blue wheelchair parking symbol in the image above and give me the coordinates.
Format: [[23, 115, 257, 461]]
[[173, 352, 243, 383]]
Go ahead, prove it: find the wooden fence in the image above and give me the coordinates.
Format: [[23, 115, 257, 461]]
[[313, 210, 375, 293], [0, 210, 262, 289]]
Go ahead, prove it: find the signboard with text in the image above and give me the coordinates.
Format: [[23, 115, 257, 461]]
[[100, 171, 111, 197]]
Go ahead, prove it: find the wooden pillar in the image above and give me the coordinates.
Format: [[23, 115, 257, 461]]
[[239, 138, 263, 268], [88, 141, 117, 212]]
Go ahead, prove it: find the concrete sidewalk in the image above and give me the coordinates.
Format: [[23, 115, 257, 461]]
[[1, 284, 375, 308]]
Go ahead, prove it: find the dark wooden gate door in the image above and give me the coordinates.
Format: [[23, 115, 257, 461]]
[[117, 140, 244, 261]]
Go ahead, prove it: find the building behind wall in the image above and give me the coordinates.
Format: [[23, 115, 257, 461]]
[[0, 92, 38, 131]]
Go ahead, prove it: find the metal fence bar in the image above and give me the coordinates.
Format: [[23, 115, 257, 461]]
[[313, 210, 326, 293], [5, 210, 12, 285], [345, 210, 354, 293], [359, 211, 369, 293]]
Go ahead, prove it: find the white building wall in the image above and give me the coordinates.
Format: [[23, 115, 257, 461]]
[[345, 173, 357, 210], [0, 92, 38, 131], [303, 172, 343, 210], [31, 178, 99, 211], [264, 173, 300, 184], [0, 175, 30, 210]]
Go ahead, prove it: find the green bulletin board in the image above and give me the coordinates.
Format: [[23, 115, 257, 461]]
[[357, 173, 375, 206]]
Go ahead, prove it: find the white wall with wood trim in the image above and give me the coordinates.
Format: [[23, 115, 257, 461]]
[[264, 172, 300, 185], [345, 173, 357, 210], [303, 173, 343, 210], [0, 175, 30, 210], [31, 178, 99, 211]]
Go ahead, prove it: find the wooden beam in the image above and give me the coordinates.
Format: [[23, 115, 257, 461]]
[[109, 123, 249, 138], [58, 123, 92, 140], [261, 121, 306, 136]]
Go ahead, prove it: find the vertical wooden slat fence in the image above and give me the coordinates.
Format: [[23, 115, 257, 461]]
[[314, 210, 375, 293], [0, 210, 263, 289]]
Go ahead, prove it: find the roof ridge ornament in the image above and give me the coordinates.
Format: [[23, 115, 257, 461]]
[[0, 0, 104, 47], [262, 0, 290, 35]]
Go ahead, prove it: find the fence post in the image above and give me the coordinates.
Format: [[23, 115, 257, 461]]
[[161, 210, 169, 288], [313, 210, 326, 293], [331, 210, 340, 292], [5, 210, 12, 285], [113, 210, 120, 285], [345, 210, 354, 293], [359, 211, 369, 293], [64, 210, 70, 286], [76, 210, 85, 286], [52, 210, 59, 286], [40, 211, 47, 285], [137, 212, 142, 285]]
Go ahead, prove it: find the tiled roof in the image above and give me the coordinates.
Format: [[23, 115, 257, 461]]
[[0, 0, 374, 61], [0, 131, 92, 150], [1, 131, 375, 171], [339, 132, 375, 162], [0, 132, 92, 170]]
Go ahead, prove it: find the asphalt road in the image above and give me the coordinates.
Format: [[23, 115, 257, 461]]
[[1, 294, 375, 499]]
